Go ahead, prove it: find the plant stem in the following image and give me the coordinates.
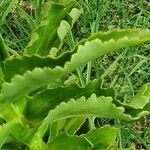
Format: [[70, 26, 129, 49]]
[[86, 62, 91, 84], [88, 117, 95, 130], [115, 120, 123, 149], [77, 68, 84, 87]]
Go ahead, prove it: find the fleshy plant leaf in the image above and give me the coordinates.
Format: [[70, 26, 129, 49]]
[[0, 0, 150, 148], [26, 78, 115, 121], [25, 1, 82, 55], [0, 29, 150, 103], [49, 134, 92, 150], [83, 125, 118, 149]]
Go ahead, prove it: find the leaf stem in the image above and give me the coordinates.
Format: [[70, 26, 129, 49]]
[[115, 120, 123, 149], [88, 117, 95, 130], [86, 62, 91, 84], [77, 68, 85, 87]]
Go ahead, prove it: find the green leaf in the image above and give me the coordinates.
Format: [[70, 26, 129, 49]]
[[50, 0, 74, 4], [33, 94, 130, 140], [0, 119, 26, 149], [137, 82, 150, 97], [0, 67, 3, 84], [79, 29, 150, 44], [69, 8, 82, 25], [29, 140, 49, 150], [65, 29, 150, 71], [115, 83, 150, 117], [26, 78, 115, 120], [0, 121, 14, 148], [62, 117, 85, 135], [30, 94, 140, 149], [3, 52, 71, 82], [49, 134, 92, 150], [0, 102, 25, 122], [0, 29, 150, 103], [25, 1, 81, 55], [126, 96, 149, 110], [83, 125, 118, 149], [48, 122, 59, 143], [48, 118, 85, 143], [0, 67, 64, 103], [116, 83, 150, 109], [0, 35, 9, 61]]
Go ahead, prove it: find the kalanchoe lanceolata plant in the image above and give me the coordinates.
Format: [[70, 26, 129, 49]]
[[0, 0, 150, 149]]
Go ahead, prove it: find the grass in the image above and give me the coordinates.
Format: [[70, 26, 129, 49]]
[[0, 0, 150, 149], [75, 1, 150, 149], [75, 0, 150, 99]]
